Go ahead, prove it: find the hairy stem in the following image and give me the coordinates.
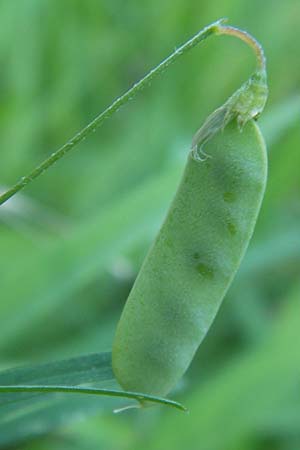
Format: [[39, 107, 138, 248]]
[[0, 19, 223, 207], [0, 19, 265, 206]]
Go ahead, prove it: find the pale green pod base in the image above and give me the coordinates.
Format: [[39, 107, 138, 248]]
[[112, 119, 267, 398]]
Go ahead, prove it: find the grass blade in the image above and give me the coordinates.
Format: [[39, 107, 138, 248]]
[[0, 385, 186, 412]]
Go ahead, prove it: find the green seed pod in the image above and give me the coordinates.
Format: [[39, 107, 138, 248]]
[[112, 24, 268, 400], [112, 117, 267, 397]]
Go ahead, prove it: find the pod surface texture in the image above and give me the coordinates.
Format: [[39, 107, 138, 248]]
[[112, 119, 267, 397]]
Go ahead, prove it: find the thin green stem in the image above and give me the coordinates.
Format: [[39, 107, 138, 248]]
[[0, 384, 187, 412], [0, 19, 224, 207], [0, 20, 266, 207]]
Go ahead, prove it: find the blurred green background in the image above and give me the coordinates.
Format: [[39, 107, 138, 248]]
[[1, 0, 300, 449]]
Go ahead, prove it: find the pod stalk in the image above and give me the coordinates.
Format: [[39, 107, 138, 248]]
[[217, 25, 266, 72]]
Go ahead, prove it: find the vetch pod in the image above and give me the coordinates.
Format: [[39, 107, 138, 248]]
[[112, 25, 268, 400]]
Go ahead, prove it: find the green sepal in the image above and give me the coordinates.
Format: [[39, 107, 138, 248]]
[[192, 67, 268, 161]]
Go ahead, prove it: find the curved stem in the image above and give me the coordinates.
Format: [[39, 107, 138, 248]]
[[217, 25, 266, 71], [0, 19, 224, 207], [0, 20, 266, 207]]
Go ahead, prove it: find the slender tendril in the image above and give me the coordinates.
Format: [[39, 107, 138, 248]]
[[0, 19, 265, 207], [0, 385, 187, 412], [0, 19, 224, 207]]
